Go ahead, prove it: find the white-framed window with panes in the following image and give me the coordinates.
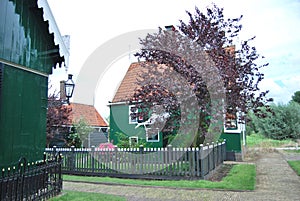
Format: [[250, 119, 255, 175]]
[[129, 136, 138, 147], [128, 105, 144, 124], [224, 112, 244, 133], [145, 127, 159, 142]]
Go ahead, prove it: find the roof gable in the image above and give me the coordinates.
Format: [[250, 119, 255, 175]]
[[112, 62, 142, 103]]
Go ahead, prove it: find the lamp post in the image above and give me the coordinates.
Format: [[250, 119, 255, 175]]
[[65, 74, 75, 104]]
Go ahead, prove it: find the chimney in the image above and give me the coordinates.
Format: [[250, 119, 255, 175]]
[[165, 25, 176, 31], [60, 80, 66, 100]]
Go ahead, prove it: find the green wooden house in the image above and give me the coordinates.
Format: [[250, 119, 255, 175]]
[[0, 0, 69, 169], [110, 62, 245, 160], [221, 113, 246, 161], [109, 63, 164, 148]]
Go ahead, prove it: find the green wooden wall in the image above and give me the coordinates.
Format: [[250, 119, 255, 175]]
[[110, 104, 163, 148], [0, 64, 48, 167], [110, 103, 244, 151], [220, 132, 242, 152], [0, 0, 63, 168]]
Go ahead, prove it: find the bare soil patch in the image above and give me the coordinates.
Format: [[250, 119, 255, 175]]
[[208, 164, 234, 182]]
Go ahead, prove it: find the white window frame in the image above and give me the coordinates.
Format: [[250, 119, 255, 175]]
[[224, 112, 245, 133], [145, 127, 160, 142], [129, 105, 144, 124], [129, 136, 138, 146], [129, 105, 138, 124]]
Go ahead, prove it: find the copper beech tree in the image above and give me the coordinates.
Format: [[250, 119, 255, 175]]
[[46, 92, 72, 147], [131, 4, 272, 146]]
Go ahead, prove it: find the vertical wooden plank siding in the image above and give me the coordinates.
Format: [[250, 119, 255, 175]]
[[0, 0, 65, 170]]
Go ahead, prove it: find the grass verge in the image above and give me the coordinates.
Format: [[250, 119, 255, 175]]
[[284, 150, 300, 153], [63, 164, 256, 191], [48, 190, 126, 201], [246, 134, 295, 148], [287, 161, 300, 176]]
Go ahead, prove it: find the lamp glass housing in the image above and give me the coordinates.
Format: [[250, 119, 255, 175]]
[[65, 74, 75, 99]]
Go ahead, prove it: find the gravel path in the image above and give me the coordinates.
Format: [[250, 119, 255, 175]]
[[63, 151, 300, 201]]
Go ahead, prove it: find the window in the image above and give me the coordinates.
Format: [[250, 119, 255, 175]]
[[129, 136, 138, 147], [146, 128, 159, 142], [129, 105, 143, 124], [129, 105, 138, 123], [225, 113, 237, 130], [224, 112, 244, 134]]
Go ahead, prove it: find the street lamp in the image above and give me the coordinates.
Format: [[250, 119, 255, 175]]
[[65, 74, 75, 104]]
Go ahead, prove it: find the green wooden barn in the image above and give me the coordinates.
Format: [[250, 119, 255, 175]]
[[0, 0, 69, 169]]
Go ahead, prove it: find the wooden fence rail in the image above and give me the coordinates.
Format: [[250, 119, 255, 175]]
[[45, 141, 226, 180]]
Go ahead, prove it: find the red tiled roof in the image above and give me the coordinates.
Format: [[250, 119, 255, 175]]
[[112, 62, 167, 103], [68, 103, 108, 127], [112, 46, 235, 103], [112, 62, 143, 103]]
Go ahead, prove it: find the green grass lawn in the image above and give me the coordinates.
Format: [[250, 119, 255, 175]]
[[48, 190, 126, 201], [288, 161, 300, 176], [285, 150, 300, 153], [63, 164, 256, 191], [246, 133, 296, 148]]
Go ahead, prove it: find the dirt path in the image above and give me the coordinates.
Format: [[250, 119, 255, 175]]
[[63, 151, 300, 201]]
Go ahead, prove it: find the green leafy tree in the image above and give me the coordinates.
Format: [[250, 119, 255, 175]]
[[47, 91, 72, 147], [69, 118, 93, 147], [250, 102, 300, 140], [292, 91, 300, 104], [245, 111, 259, 136], [66, 132, 82, 148]]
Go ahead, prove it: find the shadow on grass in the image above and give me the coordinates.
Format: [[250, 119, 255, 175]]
[[63, 164, 256, 191]]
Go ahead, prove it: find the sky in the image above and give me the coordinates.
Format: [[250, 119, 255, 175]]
[[47, 0, 300, 118]]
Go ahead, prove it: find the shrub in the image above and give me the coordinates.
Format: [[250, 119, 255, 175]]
[[250, 102, 300, 140], [115, 132, 146, 148], [246, 111, 259, 135]]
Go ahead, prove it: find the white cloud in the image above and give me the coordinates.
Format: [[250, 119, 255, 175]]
[[47, 0, 300, 116], [260, 76, 300, 104]]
